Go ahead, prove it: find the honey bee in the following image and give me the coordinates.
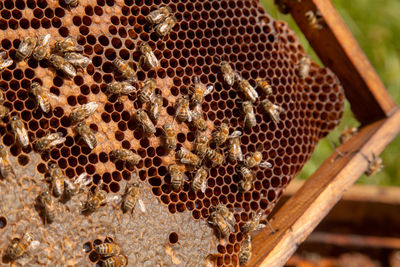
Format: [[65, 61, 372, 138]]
[[190, 76, 214, 106], [175, 95, 191, 122], [16, 36, 37, 60], [32, 34, 50, 61], [261, 99, 285, 125], [305, 10, 323, 30], [194, 132, 209, 158], [110, 149, 141, 165], [296, 56, 311, 79], [339, 127, 358, 144], [74, 122, 97, 149], [0, 104, 9, 119], [30, 82, 51, 113], [239, 236, 252, 266], [36, 189, 56, 224], [239, 166, 254, 192], [122, 182, 146, 213], [209, 206, 235, 238], [241, 212, 267, 234], [176, 147, 201, 167], [205, 148, 224, 166], [69, 101, 98, 124], [139, 42, 159, 69], [147, 6, 173, 26], [191, 166, 208, 193], [190, 108, 208, 132], [216, 204, 236, 227], [47, 163, 65, 198], [149, 94, 163, 121], [154, 15, 177, 37], [138, 78, 156, 103], [362, 153, 383, 176], [49, 54, 77, 78], [244, 151, 272, 169], [6, 233, 33, 261], [163, 123, 177, 151], [64, 52, 91, 69], [34, 132, 66, 153], [106, 81, 136, 100], [169, 164, 184, 190], [219, 60, 236, 86], [256, 78, 273, 96], [0, 145, 13, 179], [236, 74, 258, 103], [95, 243, 120, 257], [55, 36, 83, 53], [212, 121, 230, 145], [10, 115, 29, 148], [65, 0, 79, 8], [82, 186, 107, 213], [64, 172, 91, 198], [136, 109, 156, 135], [113, 58, 137, 83], [0, 51, 13, 71], [242, 101, 256, 128], [228, 131, 243, 162], [102, 255, 128, 267]]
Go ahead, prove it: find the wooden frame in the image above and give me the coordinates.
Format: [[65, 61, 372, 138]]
[[248, 0, 400, 266]]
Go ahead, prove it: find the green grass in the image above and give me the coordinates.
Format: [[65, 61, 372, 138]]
[[261, 0, 400, 186]]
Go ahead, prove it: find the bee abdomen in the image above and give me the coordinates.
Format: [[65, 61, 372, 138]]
[[94, 243, 120, 257]]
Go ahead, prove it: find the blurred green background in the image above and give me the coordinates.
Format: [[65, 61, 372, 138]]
[[261, 0, 400, 185]]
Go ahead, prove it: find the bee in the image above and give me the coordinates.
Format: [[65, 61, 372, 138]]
[[64, 52, 91, 69], [212, 121, 230, 145], [228, 131, 243, 162], [139, 42, 159, 69], [149, 94, 163, 121], [147, 6, 173, 26], [102, 255, 128, 267], [219, 60, 236, 86], [239, 236, 252, 266], [242, 101, 257, 128], [154, 15, 177, 37], [169, 164, 184, 190], [176, 147, 201, 167], [47, 163, 65, 198], [0, 104, 9, 119], [110, 149, 141, 165], [94, 243, 120, 257], [190, 76, 214, 106], [362, 153, 383, 176], [191, 166, 208, 193], [239, 166, 254, 192], [49, 54, 77, 78], [136, 109, 156, 135], [6, 233, 33, 261], [190, 108, 208, 132], [113, 58, 137, 83], [205, 148, 224, 166], [10, 115, 29, 148], [30, 82, 51, 113], [121, 182, 145, 213], [55, 36, 83, 53], [69, 101, 98, 124], [244, 151, 272, 169], [194, 132, 208, 158], [82, 186, 107, 213], [236, 74, 258, 103], [256, 78, 273, 96], [65, 0, 79, 8], [106, 81, 136, 100], [216, 204, 235, 226], [163, 123, 177, 151], [74, 122, 97, 149], [36, 190, 56, 224], [64, 172, 91, 198], [175, 95, 191, 122], [34, 132, 66, 153], [305, 10, 323, 30], [241, 212, 267, 234], [339, 127, 358, 144], [261, 99, 285, 125], [138, 78, 156, 103], [0, 145, 13, 179], [16, 36, 37, 60], [296, 56, 311, 79], [32, 34, 50, 61], [0, 51, 13, 71], [209, 206, 234, 238]]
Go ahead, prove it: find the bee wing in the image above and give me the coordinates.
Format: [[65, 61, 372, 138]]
[[37, 94, 50, 111], [137, 199, 146, 213], [0, 59, 13, 69], [121, 83, 136, 94], [182, 172, 189, 181], [200, 179, 207, 193], [0, 51, 6, 58], [228, 131, 242, 138], [49, 136, 66, 147], [39, 34, 51, 46], [186, 110, 192, 122], [226, 219, 235, 233], [75, 173, 91, 186], [204, 85, 214, 96], [81, 134, 94, 150], [260, 161, 272, 168], [106, 195, 122, 205], [16, 127, 29, 147], [83, 102, 98, 116]]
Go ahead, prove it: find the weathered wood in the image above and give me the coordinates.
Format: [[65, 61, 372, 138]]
[[280, 0, 397, 124], [248, 108, 400, 267]]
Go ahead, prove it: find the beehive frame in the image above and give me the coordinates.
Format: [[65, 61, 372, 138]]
[[248, 0, 400, 266]]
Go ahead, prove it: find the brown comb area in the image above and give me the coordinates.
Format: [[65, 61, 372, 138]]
[[0, 0, 344, 266]]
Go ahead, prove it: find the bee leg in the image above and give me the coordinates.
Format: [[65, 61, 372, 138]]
[[327, 138, 345, 160]]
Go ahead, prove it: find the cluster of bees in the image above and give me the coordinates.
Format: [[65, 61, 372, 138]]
[[94, 241, 128, 267]]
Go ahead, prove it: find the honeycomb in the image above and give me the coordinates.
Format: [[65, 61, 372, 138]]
[[0, 0, 344, 266]]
